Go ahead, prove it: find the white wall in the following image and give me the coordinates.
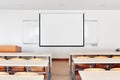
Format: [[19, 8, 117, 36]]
[[0, 10, 120, 58]]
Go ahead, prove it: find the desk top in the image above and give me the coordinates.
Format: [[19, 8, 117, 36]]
[[79, 71, 120, 80], [0, 60, 48, 66], [0, 75, 44, 80], [73, 58, 120, 64], [70, 52, 120, 55], [0, 53, 51, 57]]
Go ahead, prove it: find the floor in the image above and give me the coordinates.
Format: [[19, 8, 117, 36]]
[[51, 60, 80, 80]]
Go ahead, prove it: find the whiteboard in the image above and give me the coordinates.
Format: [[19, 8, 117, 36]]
[[23, 20, 39, 44], [85, 20, 98, 45], [40, 13, 84, 47]]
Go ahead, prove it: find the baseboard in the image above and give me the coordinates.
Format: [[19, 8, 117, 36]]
[[52, 58, 69, 61]]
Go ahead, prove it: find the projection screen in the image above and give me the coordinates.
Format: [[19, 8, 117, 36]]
[[39, 13, 84, 47]]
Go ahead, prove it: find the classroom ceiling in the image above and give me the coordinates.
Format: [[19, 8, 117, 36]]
[[0, 0, 120, 10]]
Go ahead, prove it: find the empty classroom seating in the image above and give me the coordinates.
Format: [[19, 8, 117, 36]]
[[9, 58, 26, 72], [94, 56, 109, 69], [0, 53, 51, 80], [0, 58, 6, 71], [84, 68, 105, 71], [29, 58, 45, 72], [0, 72, 9, 75], [110, 68, 120, 71], [14, 72, 39, 76], [111, 56, 120, 68], [75, 56, 91, 69]]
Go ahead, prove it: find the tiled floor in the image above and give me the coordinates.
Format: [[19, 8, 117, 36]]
[[51, 60, 80, 80]]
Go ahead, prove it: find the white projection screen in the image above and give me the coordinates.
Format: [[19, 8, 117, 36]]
[[39, 13, 84, 47]]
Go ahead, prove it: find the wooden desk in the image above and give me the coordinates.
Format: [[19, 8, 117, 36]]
[[0, 53, 51, 57], [79, 71, 120, 80], [73, 58, 120, 64], [69, 52, 120, 80], [0, 60, 48, 67], [0, 53, 52, 80], [0, 60, 49, 80], [70, 52, 120, 56], [0, 75, 44, 80], [0, 45, 21, 52], [72, 58, 120, 80]]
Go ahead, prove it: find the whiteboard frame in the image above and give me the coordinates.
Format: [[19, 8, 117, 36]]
[[39, 13, 85, 47], [23, 20, 39, 44], [85, 20, 98, 46]]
